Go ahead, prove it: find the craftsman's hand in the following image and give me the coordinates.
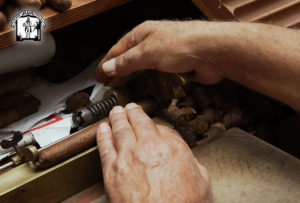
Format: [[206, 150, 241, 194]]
[[97, 103, 211, 203], [95, 20, 224, 87]]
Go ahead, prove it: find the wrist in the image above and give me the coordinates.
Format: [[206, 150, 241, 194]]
[[194, 22, 253, 80], [192, 21, 238, 80]]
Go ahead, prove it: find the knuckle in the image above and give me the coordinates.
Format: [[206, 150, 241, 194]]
[[113, 129, 130, 140], [123, 52, 133, 63], [103, 170, 111, 180], [117, 55, 126, 68], [137, 20, 156, 34], [103, 161, 116, 178], [116, 51, 140, 74], [114, 125, 131, 133], [140, 20, 149, 28], [134, 116, 153, 126], [172, 138, 190, 152], [100, 148, 112, 161], [97, 136, 106, 145], [139, 137, 157, 147], [110, 112, 125, 122], [115, 159, 129, 176], [127, 34, 137, 49], [136, 45, 148, 58], [142, 20, 154, 27]]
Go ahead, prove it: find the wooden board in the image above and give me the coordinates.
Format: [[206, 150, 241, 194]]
[[0, 0, 131, 50], [192, 0, 300, 29]]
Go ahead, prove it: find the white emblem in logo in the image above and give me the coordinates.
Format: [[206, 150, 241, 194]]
[[11, 10, 46, 41]]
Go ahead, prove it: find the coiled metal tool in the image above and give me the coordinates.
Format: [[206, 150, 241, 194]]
[[72, 96, 118, 127]]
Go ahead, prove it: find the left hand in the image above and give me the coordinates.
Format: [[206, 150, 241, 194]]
[[95, 20, 225, 87]]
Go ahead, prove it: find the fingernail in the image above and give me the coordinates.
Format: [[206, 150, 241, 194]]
[[98, 122, 110, 133], [125, 103, 139, 110], [102, 58, 116, 76], [111, 106, 124, 114]]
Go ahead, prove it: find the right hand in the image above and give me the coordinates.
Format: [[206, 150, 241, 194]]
[[97, 103, 211, 202], [95, 20, 225, 87]]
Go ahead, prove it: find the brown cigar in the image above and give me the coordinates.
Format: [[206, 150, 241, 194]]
[[0, 94, 41, 128], [35, 118, 103, 169], [0, 70, 33, 97], [35, 98, 160, 169], [12, 0, 42, 9], [0, 11, 7, 30], [47, 0, 72, 11]]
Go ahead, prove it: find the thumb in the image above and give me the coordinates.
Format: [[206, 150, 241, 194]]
[[102, 45, 154, 78]]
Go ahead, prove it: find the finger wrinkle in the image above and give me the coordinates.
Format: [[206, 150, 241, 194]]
[[110, 114, 127, 124], [133, 117, 154, 126], [127, 34, 138, 49], [113, 126, 132, 134]]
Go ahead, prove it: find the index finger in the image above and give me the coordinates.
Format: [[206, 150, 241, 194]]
[[109, 106, 136, 152], [125, 103, 160, 140]]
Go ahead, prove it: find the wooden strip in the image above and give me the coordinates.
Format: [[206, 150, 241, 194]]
[[223, 0, 257, 12], [192, 0, 300, 29], [191, 0, 235, 20], [233, 0, 298, 22], [258, 3, 300, 27], [0, 0, 130, 50]]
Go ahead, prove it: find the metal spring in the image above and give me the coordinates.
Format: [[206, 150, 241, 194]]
[[87, 96, 118, 121]]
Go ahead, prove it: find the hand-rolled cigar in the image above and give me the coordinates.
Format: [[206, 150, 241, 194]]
[[35, 98, 159, 169], [189, 115, 209, 135], [0, 70, 33, 97], [203, 122, 226, 138], [136, 97, 160, 116], [175, 125, 197, 147], [0, 92, 28, 111], [47, 0, 72, 11], [211, 93, 226, 108], [65, 92, 91, 113], [12, 0, 42, 9], [172, 86, 186, 99], [221, 101, 240, 112], [0, 11, 7, 30], [169, 107, 197, 126], [37, 56, 83, 83], [223, 107, 244, 128], [0, 94, 41, 128], [35, 118, 103, 169], [0, 0, 6, 7], [192, 86, 212, 109], [177, 96, 196, 109], [201, 108, 217, 124], [165, 99, 197, 126]]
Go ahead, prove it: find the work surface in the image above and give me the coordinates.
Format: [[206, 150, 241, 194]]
[[1, 128, 299, 202], [196, 128, 300, 202], [65, 127, 300, 202]]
